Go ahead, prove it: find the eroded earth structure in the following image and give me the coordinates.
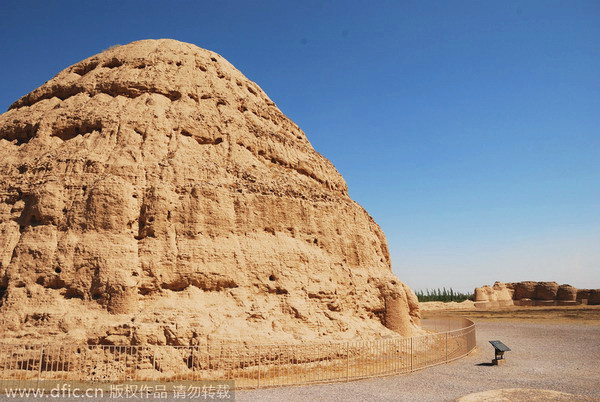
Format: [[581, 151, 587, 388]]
[[474, 281, 600, 307], [0, 39, 420, 346]]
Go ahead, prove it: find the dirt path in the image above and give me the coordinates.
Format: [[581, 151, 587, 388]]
[[237, 319, 600, 401]]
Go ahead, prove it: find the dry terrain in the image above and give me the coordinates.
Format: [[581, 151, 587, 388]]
[[237, 305, 600, 401], [425, 304, 600, 325]]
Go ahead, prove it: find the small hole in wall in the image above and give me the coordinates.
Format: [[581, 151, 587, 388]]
[[91, 293, 101, 300], [269, 274, 276, 281], [30, 215, 40, 227], [55, 267, 62, 274], [64, 289, 83, 299]]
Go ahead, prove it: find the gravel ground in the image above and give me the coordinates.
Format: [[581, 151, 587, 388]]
[[237, 320, 600, 401]]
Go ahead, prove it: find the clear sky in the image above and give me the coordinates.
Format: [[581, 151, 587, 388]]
[[1, 1, 598, 293]]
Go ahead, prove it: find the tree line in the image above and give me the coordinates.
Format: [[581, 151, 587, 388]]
[[415, 288, 473, 303]]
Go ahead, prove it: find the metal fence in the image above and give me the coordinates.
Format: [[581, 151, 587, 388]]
[[0, 317, 475, 392]]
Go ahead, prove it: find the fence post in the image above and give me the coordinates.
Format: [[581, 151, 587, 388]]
[[445, 332, 448, 362], [410, 337, 413, 372], [257, 344, 261, 389], [206, 341, 210, 372], [346, 342, 350, 382], [36, 345, 44, 389], [152, 347, 156, 376], [190, 347, 195, 381], [125, 346, 129, 380]]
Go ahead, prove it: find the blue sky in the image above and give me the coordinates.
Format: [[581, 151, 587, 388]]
[[1, 1, 598, 292]]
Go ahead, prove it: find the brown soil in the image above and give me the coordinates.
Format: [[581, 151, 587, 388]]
[[423, 305, 600, 325], [456, 388, 594, 401]]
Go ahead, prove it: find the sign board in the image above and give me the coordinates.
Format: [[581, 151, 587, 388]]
[[489, 340, 511, 352]]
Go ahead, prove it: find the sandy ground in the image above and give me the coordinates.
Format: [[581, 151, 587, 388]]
[[237, 306, 600, 401], [429, 304, 600, 325], [456, 388, 592, 401], [419, 300, 476, 311]]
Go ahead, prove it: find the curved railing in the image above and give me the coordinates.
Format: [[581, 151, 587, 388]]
[[0, 317, 475, 393]]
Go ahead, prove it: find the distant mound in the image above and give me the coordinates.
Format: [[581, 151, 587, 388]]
[[474, 281, 599, 307], [0, 39, 420, 345]]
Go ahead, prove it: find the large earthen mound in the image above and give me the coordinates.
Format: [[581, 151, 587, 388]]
[[0, 39, 420, 345]]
